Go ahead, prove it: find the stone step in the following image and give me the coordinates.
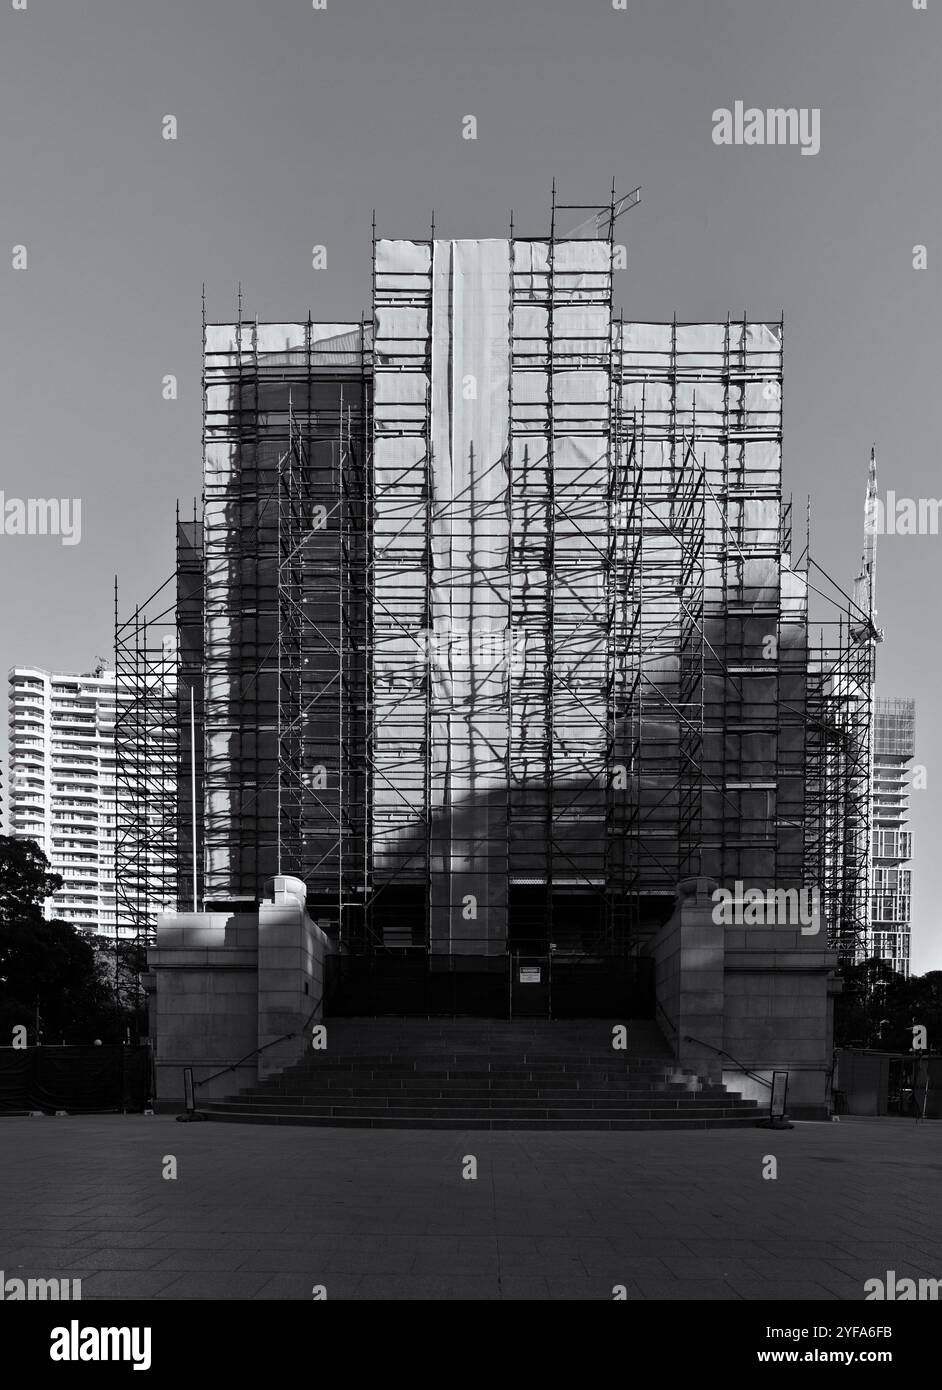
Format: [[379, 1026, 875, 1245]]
[[284, 1053, 681, 1063], [203, 1017, 755, 1130], [249, 1072, 721, 1088], [202, 1095, 755, 1117], [280, 1061, 680, 1076], [218, 1094, 755, 1112], [201, 1108, 758, 1131], [306, 1049, 672, 1060], [244, 1082, 725, 1098], [313, 1022, 667, 1045]]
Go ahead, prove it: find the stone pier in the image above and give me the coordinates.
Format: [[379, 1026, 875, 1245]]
[[144, 875, 332, 1108]]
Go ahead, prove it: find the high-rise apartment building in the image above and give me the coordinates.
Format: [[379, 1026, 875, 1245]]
[[870, 697, 915, 975], [8, 665, 123, 936]]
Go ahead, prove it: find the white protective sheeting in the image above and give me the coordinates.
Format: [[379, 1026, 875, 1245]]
[[427, 239, 511, 954], [371, 237, 616, 948]]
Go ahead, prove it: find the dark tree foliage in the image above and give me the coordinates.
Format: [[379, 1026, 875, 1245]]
[[0, 834, 63, 916], [834, 957, 942, 1052], [0, 916, 113, 1043], [92, 937, 148, 1040], [0, 836, 124, 1043]]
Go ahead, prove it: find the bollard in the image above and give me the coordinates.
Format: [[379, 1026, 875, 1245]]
[[175, 1065, 207, 1122]]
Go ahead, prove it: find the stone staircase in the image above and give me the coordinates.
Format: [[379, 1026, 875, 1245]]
[[200, 1019, 761, 1130]]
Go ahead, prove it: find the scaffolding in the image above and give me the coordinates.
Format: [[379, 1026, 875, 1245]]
[[115, 192, 877, 977], [364, 191, 847, 960], [367, 190, 646, 957], [614, 314, 817, 918], [200, 313, 370, 918], [804, 588, 878, 965], [113, 574, 179, 940], [176, 506, 204, 915]]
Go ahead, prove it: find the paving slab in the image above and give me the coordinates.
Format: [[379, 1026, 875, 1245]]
[[0, 1115, 938, 1300]]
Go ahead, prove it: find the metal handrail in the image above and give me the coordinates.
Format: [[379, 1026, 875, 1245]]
[[194, 998, 322, 1089], [682, 1033, 773, 1089], [655, 999, 773, 1089], [655, 999, 678, 1037]]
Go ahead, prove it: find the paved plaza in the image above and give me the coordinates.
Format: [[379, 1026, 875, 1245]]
[[0, 1116, 938, 1300]]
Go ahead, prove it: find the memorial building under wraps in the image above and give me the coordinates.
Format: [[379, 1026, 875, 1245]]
[[128, 195, 878, 1122]]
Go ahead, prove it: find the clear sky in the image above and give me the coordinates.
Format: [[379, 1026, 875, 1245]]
[[2, 0, 938, 967]]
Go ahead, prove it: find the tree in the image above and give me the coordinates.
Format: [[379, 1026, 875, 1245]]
[[91, 937, 148, 1041], [0, 834, 62, 920], [0, 836, 114, 1043], [833, 957, 902, 1048], [0, 915, 112, 1043], [834, 958, 942, 1052], [894, 970, 942, 1053]]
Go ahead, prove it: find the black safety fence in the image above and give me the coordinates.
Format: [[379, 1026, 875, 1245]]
[[0, 1045, 152, 1115]]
